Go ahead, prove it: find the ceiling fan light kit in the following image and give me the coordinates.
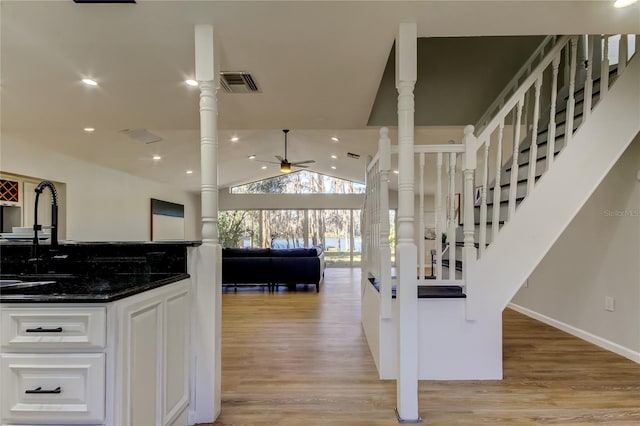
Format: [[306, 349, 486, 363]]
[[280, 162, 292, 173], [254, 129, 316, 173]]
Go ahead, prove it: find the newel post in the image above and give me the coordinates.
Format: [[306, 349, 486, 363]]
[[462, 125, 478, 320], [394, 22, 420, 424], [191, 24, 220, 423]]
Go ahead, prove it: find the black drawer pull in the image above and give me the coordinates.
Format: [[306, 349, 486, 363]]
[[25, 386, 62, 394], [25, 327, 63, 333]]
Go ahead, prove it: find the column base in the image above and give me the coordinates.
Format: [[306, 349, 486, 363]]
[[395, 408, 422, 424]]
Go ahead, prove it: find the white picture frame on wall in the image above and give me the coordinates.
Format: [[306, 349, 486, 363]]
[[150, 198, 185, 241]]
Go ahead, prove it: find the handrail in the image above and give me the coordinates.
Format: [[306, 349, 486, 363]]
[[473, 35, 571, 152], [474, 35, 556, 133], [366, 152, 380, 172], [390, 144, 465, 154]]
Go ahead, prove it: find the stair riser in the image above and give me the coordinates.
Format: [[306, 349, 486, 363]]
[[501, 158, 546, 183], [473, 203, 511, 223], [487, 181, 527, 202]]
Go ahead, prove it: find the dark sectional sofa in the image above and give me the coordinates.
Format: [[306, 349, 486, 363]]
[[221, 247, 325, 292]]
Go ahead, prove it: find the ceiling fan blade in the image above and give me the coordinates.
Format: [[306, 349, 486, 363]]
[[290, 160, 315, 166], [293, 164, 309, 168], [275, 155, 284, 162], [254, 159, 280, 164]]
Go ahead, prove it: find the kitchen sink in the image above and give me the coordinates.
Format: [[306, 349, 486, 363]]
[[0, 279, 56, 290], [0, 273, 76, 280]]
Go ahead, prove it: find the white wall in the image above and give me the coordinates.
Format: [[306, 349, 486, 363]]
[[1, 137, 200, 241], [511, 135, 640, 360]]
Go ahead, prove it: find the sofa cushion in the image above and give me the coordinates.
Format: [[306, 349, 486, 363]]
[[222, 257, 271, 283], [270, 248, 320, 257], [270, 257, 321, 283], [222, 248, 271, 257]]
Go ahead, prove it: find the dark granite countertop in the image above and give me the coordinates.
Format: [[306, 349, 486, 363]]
[[0, 241, 195, 303], [0, 240, 202, 247], [0, 272, 190, 303]]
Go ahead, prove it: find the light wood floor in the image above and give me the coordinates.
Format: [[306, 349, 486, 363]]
[[207, 268, 640, 425]]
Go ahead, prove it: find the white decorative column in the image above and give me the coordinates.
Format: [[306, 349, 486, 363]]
[[189, 24, 221, 424], [394, 23, 420, 423]]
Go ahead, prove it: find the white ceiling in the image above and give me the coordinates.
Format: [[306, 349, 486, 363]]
[[1, 1, 638, 192]]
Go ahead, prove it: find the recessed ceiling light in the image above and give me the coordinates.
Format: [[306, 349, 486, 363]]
[[83, 127, 95, 132], [186, 170, 193, 174], [331, 137, 340, 142], [248, 155, 256, 160], [331, 166, 337, 170], [81, 78, 98, 86], [231, 136, 239, 142], [614, 0, 638, 7], [261, 165, 267, 170], [331, 154, 337, 159], [393, 170, 399, 174], [185, 79, 198, 87], [152, 155, 162, 161]]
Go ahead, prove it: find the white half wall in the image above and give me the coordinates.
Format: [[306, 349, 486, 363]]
[[1, 137, 200, 241], [366, 293, 503, 380], [512, 135, 640, 361]]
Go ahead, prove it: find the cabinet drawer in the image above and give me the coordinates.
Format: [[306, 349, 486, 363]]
[[1, 353, 105, 424], [1, 307, 106, 350]]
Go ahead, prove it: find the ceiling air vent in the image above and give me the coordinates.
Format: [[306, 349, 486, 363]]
[[219, 72, 260, 94], [347, 152, 361, 159], [119, 128, 162, 144]]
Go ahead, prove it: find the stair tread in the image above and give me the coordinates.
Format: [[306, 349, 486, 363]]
[[455, 241, 489, 248], [367, 277, 466, 298], [442, 259, 464, 272], [495, 176, 541, 189], [475, 196, 525, 208], [417, 285, 466, 299]]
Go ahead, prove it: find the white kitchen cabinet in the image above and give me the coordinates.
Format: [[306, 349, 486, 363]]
[[113, 279, 190, 426], [0, 278, 191, 426], [1, 353, 106, 424], [1, 306, 106, 349]]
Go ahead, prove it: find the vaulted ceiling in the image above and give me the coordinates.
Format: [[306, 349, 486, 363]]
[[1, 1, 638, 192]]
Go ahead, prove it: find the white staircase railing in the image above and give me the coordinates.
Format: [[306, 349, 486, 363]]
[[474, 35, 558, 135], [390, 143, 469, 285], [468, 34, 638, 265], [362, 128, 393, 319], [362, 33, 638, 308]]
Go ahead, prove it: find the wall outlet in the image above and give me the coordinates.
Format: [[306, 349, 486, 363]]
[[605, 296, 615, 312]]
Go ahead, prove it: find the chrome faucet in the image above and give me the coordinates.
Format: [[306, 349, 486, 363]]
[[33, 180, 59, 249]]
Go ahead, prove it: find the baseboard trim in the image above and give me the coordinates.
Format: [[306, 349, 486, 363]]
[[508, 303, 640, 364]]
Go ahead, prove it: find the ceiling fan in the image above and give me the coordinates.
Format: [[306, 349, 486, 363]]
[[255, 129, 315, 173]]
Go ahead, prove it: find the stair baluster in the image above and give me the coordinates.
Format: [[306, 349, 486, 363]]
[[508, 97, 524, 221], [618, 35, 628, 75], [527, 77, 543, 196], [491, 120, 505, 242], [463, 126, 478, 285], [584, 35, 595, 121], [479, 129, 490, 254], [601, 36, 610, 98], [418, 152, 426, 282], [546, 53, 561, 171], [565, 36, 579, 147], [378, 128, 392, 319], [447, 152, 457, 281], [435, 152, 444, 279]]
